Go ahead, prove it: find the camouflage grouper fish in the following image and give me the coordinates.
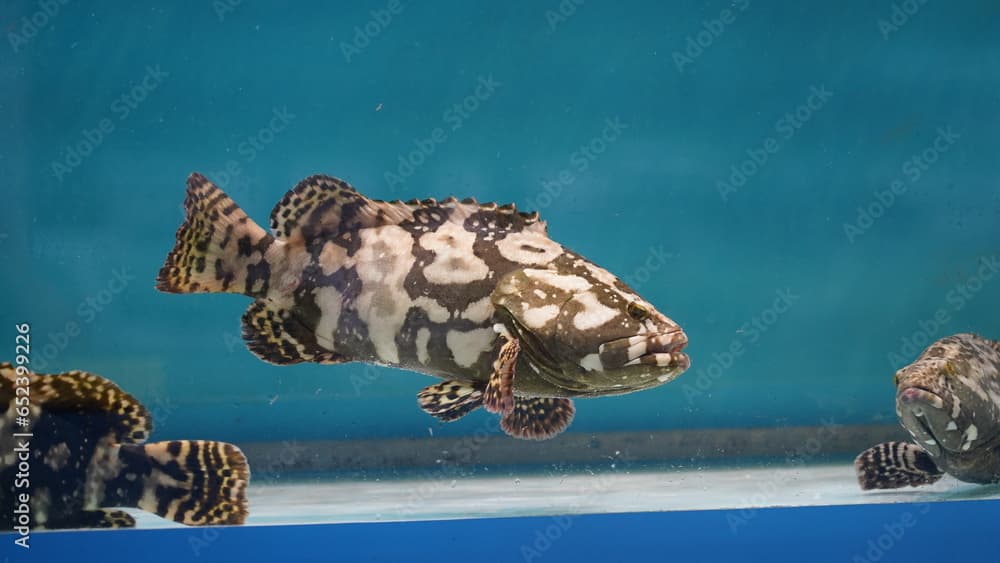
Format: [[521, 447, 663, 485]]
[[0, 363, 249, 529], [855, 333, 1000, 490], [157, 173, 690, 439]]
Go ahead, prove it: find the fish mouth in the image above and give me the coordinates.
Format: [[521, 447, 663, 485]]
[[897, 386, 965, 456], [599, 328, 690, 375]]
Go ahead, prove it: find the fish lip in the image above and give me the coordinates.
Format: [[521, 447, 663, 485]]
[[897, 386, 959, 455]]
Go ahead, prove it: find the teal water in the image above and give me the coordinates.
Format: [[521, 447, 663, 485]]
[[3, 0, 999, 445]]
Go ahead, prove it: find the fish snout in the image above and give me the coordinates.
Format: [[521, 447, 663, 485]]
[[897, 386, 967, 456]]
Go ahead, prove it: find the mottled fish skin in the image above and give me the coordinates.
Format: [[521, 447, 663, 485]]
[[157, 173, 690, 437], [857, 334, 1000, 489], [0, 363, 249, 529]]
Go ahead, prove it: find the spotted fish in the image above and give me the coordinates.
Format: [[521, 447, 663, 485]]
[[855, 333, 1000, 490], [157, 173, 690, 439], [0, 363, 249, 529]]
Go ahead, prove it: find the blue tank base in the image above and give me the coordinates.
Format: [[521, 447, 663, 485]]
[[7, 499, 996, 563]]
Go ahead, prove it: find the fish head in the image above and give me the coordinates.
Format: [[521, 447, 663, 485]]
[[893, 338, 1000, 458], [493, 268, 689, 395]]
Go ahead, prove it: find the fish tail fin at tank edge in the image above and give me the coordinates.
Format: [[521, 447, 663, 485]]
[[118, 440, 250, 525], [854, 441, 944, 490], [156, 172, 277, 298]]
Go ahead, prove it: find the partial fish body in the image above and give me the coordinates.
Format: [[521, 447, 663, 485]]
[[0, 363, 249, 529], [855, 333, 1000, 490], [157, 173, 690, 439]]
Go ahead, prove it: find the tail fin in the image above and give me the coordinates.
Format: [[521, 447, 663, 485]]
[[855, 441, 944, 490], [118, 440, 250, 525], [156, 173, 276, 297]]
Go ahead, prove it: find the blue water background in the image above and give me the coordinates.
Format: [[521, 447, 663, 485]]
[[2, 0, 999, 444]]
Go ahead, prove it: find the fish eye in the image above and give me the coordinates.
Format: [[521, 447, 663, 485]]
[[626, 301, 650, 321]]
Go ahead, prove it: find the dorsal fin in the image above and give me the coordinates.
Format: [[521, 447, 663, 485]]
[[1, 363, 151, 444], [270, 174, 548, 241], [269, 175, 404, 240]]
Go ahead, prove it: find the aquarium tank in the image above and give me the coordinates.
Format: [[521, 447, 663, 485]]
[[2, 0, 999, 561]]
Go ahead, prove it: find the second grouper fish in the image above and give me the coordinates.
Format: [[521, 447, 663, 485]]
[[157, 173, 690, 439]]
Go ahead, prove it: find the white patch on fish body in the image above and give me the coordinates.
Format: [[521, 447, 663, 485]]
[[571, 291, 619, 330], [416, 328, 431, 365], [318, 241, 348, 276], [524, 269, 592, 293], [352, 225, 416, 364], [962, 424, 978, 451], [495, 230, 563, 265], [461, 296, 494, 323], [83, 438, 123, 511], [446, 328, 495, 367], [579, 353, 603, 372], [420, 221, 490, 284], [523, 304, 560, 329], [946, 421, 958, 431], [314, 287, 344, 351], [414, 296, 452, 323]]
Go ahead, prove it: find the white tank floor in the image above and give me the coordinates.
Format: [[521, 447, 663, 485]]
[[132, 462, 1000, 528]]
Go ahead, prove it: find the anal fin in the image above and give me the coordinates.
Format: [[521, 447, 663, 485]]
[[242, 300, 346, 365], [501, 398, 575, 440], [855, 441, 944, 490], [418, 380, 484, 422]]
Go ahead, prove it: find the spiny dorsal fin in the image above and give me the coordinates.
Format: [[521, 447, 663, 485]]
[[1, 363, 151, 444], [270, 175, 547, 241]]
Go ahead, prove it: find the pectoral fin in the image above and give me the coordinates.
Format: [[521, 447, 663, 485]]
[[855, 441, 944, 490], [483, 331, 519, 416]]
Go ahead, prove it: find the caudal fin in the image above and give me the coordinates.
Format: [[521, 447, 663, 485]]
[[855, 441, 944, 490], [156, 173, 275, 297], [119, 440, 250, 525]]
